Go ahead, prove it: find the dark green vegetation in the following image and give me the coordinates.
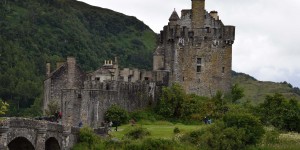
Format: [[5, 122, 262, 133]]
[[104, 104, 129, 125], [73, 84, 300, 150], [0, 0, 156, 116]]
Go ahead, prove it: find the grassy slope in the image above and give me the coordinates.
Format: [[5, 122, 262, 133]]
[[232, 71, 300, 104]]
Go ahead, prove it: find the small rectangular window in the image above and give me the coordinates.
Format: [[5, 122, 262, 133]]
[[96, 77, 100, 81], [197, 66, 201, 73], [197, 58, 202, 65], [222, 67, 225, 73]]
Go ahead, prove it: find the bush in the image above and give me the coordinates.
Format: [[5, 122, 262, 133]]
[[78, 127, 101, 149], [223, 112, 265, 145], [263, 130, 280, 144], [182, 113, 265, 150], [173, 127, 180, 134], [125, 127, 150, 140], [104, 104, 129, 125], [129, 109, 158, 122], [141, 138, 175, 150], [258, 94, 300, 132]]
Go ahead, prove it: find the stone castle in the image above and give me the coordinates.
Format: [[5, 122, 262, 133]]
[[43, 0, 235, 128]]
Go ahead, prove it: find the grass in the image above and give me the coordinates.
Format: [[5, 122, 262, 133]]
[[110, 121, 204, 139]]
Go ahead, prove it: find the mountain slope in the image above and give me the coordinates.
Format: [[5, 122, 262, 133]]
[[0, 0, 157, 113], [232, 71, 300, 104]]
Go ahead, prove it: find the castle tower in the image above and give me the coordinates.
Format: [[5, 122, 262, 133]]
[[191, 0, 205, 29], [153, 0, 235, 97]]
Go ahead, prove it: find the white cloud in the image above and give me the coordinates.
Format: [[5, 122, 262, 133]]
[[79, 0, 300, 88]]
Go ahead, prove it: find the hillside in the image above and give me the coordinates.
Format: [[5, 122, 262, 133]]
[[232, 71, 300, 104], [0, 0, 157, 114]]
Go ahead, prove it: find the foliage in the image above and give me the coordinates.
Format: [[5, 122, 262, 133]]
[[124, 127, 150, 140], [173, 127, 180, 134], [257, 93, 300, 132], [0, 99, 9, 115], [156, 83, 186, 118], [78, 126, 101, 149], [263, 129, 280, 144], [231, 84, 245, 103], [0, 0, 156, 116], [182, 112, 264, 150], [129, 109, 162, 122], [105, 104, 129, 124], [140, 138, 176, 150], [45, 100, 59, 116]]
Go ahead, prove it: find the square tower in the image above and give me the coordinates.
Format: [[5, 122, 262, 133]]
[[153, 0, 235, 97]]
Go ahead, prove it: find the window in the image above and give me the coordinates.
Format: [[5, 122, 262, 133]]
[[222, 67, 225, 73], [95, 77, 100, 81], [197, 58, 202, 73], [197, 66, 201, 73], [197, 58, 202, 65]]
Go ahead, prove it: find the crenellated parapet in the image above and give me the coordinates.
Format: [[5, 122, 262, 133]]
[[153, 0, 235, 97]]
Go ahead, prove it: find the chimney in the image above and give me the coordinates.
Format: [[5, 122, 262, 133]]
[[46, 63, 51, 77], [191, 0, 205, 29], [210, 11, 219, 20]]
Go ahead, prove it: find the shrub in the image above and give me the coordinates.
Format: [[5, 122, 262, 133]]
[[104, 104, 129, 124], [141, 138, 175, 150], [182, 113, 265, 150], [125, 127, 150, 140], [258, 93, 300, 132], [78, 127, 101, 149], [263, 130, 280, 144], [223, 112, 265, 145], [173, 127, 180, 134]]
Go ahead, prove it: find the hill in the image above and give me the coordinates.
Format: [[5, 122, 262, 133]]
[[0, 0, 157, 115], [232, 71, 300, 104]]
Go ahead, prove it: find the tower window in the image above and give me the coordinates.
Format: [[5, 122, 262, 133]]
[[197, 66, 201, 73], [197, 58, 202, 65], [197, 58, 202, 73], [222, 67, 225, 73]]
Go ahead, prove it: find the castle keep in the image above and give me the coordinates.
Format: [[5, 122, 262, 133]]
[[154, 0, 235, 96], [43, 0, 235, 127]]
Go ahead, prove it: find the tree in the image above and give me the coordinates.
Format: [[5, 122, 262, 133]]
[[258, 93, 300, 132], [104, 104, 129, 124], [156, 83, 186, 118], [0, 98, 9, 115], [231, 84, 244, 103]]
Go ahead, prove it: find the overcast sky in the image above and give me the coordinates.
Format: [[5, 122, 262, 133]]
[[79, 0, 300, 88]]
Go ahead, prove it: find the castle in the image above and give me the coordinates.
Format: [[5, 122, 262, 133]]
[[43, 0, 235, 128]]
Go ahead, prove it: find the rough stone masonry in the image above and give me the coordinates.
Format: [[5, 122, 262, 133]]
[[43, 0, 235, 128]]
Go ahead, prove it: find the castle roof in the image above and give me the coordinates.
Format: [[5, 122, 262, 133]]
[[169, 9, 180, 21]]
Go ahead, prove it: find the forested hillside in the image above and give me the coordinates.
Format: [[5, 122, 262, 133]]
[[0, 0, 157, 115]]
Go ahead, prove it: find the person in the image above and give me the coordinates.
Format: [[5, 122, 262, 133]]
[[79, 121, 83, 128], [109, 121, 113, 131], [204, 116, 208, 124], [58, 111, 62, 119], [54, 111, 59, 121]]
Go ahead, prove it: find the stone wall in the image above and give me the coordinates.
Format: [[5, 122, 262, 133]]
[[63, 80, 157, 128]]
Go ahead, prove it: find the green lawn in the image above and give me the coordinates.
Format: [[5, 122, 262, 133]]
[[110, 121, 204, 139]]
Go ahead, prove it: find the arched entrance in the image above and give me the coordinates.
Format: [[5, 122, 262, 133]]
[[45, 137, 60, 150], [8, 137, 34, 150]]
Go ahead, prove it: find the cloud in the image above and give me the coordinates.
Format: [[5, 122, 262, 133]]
[[79, 0, 300, 88]]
